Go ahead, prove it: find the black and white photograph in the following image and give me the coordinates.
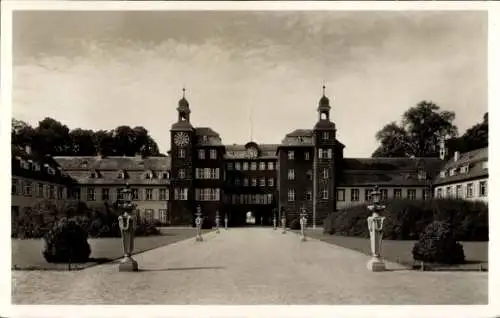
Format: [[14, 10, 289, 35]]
[[1, 1, 498, 317]]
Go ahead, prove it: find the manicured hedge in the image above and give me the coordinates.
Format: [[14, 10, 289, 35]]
[[323, 199, 488, 241], [42, 217, 91, 263], [412, 221, 465, 264]]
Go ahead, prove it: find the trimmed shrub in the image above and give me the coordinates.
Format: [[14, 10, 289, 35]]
[[135, 221, 160, 236], [412, 221, 465, 264], [323, 199, 488, 241], [42, 217, 91, 263], [289, 218, 301, 230]]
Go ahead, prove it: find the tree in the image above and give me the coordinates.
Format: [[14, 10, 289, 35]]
[[70, 128, 97, 156], [447, 112, 488, 154], [372, 101, 458, 158], [33, 117, 72, 156]]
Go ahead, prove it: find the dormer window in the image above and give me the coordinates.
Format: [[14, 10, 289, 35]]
[[90, 171, 100, 179], [482, 161, 488, 169], [144, 171, 154, 179], [34, 163, 41, 171], [460, 165, 469, 174], [322, 132, 329, 141], [81, 160, 88, 169], [440, 170, 446, 178], [417, 168, 426, 180], [117, 170, 127, 179], [449, 168, 456, 176], [160, 172, 169, 179], [202, 135, 208, 142]]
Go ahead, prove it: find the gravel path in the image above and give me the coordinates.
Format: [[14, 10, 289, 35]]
[[12, 228, 487, 305]]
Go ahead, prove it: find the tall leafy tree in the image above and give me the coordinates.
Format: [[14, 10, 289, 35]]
[[70, 129, 97, 156], [33, 118, 72, 156], [372, 101, 458, 158]]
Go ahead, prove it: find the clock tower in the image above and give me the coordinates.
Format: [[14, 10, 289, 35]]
[[169, 88, 195, 225], [312, 86, 337, 227]]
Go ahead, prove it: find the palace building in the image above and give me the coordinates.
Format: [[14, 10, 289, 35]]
[[11, 88, 488, 227]]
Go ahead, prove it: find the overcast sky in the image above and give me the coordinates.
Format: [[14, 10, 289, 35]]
[[12, 10, 487, 157]]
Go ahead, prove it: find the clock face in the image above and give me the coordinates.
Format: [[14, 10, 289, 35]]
[[247, 147, 258, 158], [174, 132, 190, 146]]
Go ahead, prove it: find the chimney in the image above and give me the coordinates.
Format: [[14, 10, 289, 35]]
[[25, 144, 32, 155], [439, 138, 446, 160], [454, 151, 460, 162]]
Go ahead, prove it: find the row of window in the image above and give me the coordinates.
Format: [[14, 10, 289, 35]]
[[197, 149, 218, 160], [195, 188, 221, 201], [178, 148, 218, 160], [140, 208, 168, 224], [195, 168, 220, 180], [15, 158, 57, 175], [84, 187, 168, 201], [286, 188, 428, 202], [12, 179, 65, 199], [228, 161, 275, 171], [93, 170, 169, 180], [232, 177, 275, 187], [287, 168, 329, 180], [436, 181, 487, 198], [286, 148, 333, 160], [230, 193, 274, 205], [440, 161, 488, 178]]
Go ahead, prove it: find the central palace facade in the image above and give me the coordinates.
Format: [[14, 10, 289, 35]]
[[11, 89, 489, 227]]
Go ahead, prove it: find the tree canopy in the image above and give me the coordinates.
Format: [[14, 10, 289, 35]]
[[12, 117, 163, 157], [372, 101, 487, 158]]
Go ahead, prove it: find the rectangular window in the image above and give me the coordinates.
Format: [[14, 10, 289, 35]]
[[322, 131, 329, 140], [287, 189, 295, 202], [307, 170, 313, 181], [251, 177, 257, 187], [117, 188, 124, 200], [49, 185, 55, 199], [321, 188, 328, 200], [37, 183, 44, 197], [268, 162, 274, 170], [159, 209, 168, 223], [268, 177, 274, 187], [259, 162, 266, 170], [178, 168, 185, 179], [437, 188, 443, 199], [460, 165, 469, 174], [24, 181, 33, 196], [251, 162, 257, 171], [318, 148, 324, 159], [235, 162, 241, 170], [210, 149, 217, 159], [243, 162, 249, 170], [479, 181, 487, 196], [407, 189, 416, 200], [423, 188, 430, 200], [322, 168, 328, 179], [456, 185, 463, 198], [227, 162, 234, 170], [449, 168, 456, 176], [306, 190, 312, 201], [178, 148, 185, 159], [70, 188, 81, 200], [131, 188, 139, 200], [234, 178, 240, 186], [12, 179, 18, 195], [351, 188, 360, 201], [440, 171, 446, 178], [87, 187, 95, 201], [380, 189, 388, 201], [244, 178, 249, 187], [288, 169, 295, 180], [365, 188, 374, 201], [393, 189, 402, 199], [304, 152, 310, 160], [466, 183, 473, 198], [163, 189, 169, 201], [57, 187, 64, 200], [288, 151, 294, 160], [260, 177, 266, 187], [337, 189, 345, 201], [101, 188, 109, 201], [327, 149, 332, 159], [198, 149, 205, 159], [146, 189, 153, 200], [418, 168, 426, 180], [446, 186, 452, 198], [174, 188, 188, 200]]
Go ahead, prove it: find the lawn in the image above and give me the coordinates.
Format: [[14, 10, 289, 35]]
[[12, 228, 213, 271], [302, 230, 488, 271]]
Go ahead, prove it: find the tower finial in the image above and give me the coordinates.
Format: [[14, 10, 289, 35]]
[[322, 85, 326, 96], [182, 87, 186, 98]]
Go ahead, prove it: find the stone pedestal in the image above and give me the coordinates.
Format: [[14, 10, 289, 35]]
[[367, 257, 386, 272], [119, 256, 138, 272]]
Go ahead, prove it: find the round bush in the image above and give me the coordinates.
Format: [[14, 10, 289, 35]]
[[289, 218, 301, 230], [42, 217, 91, 263], [412, 221, 465, 264]]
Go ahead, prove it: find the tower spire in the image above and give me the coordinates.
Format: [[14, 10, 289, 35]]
[[322, 85, 326, 97], [182, 87, 186, 98]]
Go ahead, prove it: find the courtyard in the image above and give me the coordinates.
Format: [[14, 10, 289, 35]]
[[12, 227, 487, 305]]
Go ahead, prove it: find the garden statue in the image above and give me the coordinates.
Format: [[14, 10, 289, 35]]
[[117, 184, 138, 272], [224, 213, 228, 230], [367, 185, 386, 272], [215, 210, 220, 234], [273, 213, 277, 230], [300, 207, 307, 242], [195, 206, 203, 242]]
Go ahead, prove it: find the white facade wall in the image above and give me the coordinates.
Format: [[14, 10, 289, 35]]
[[434, 178, 488, 203]]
